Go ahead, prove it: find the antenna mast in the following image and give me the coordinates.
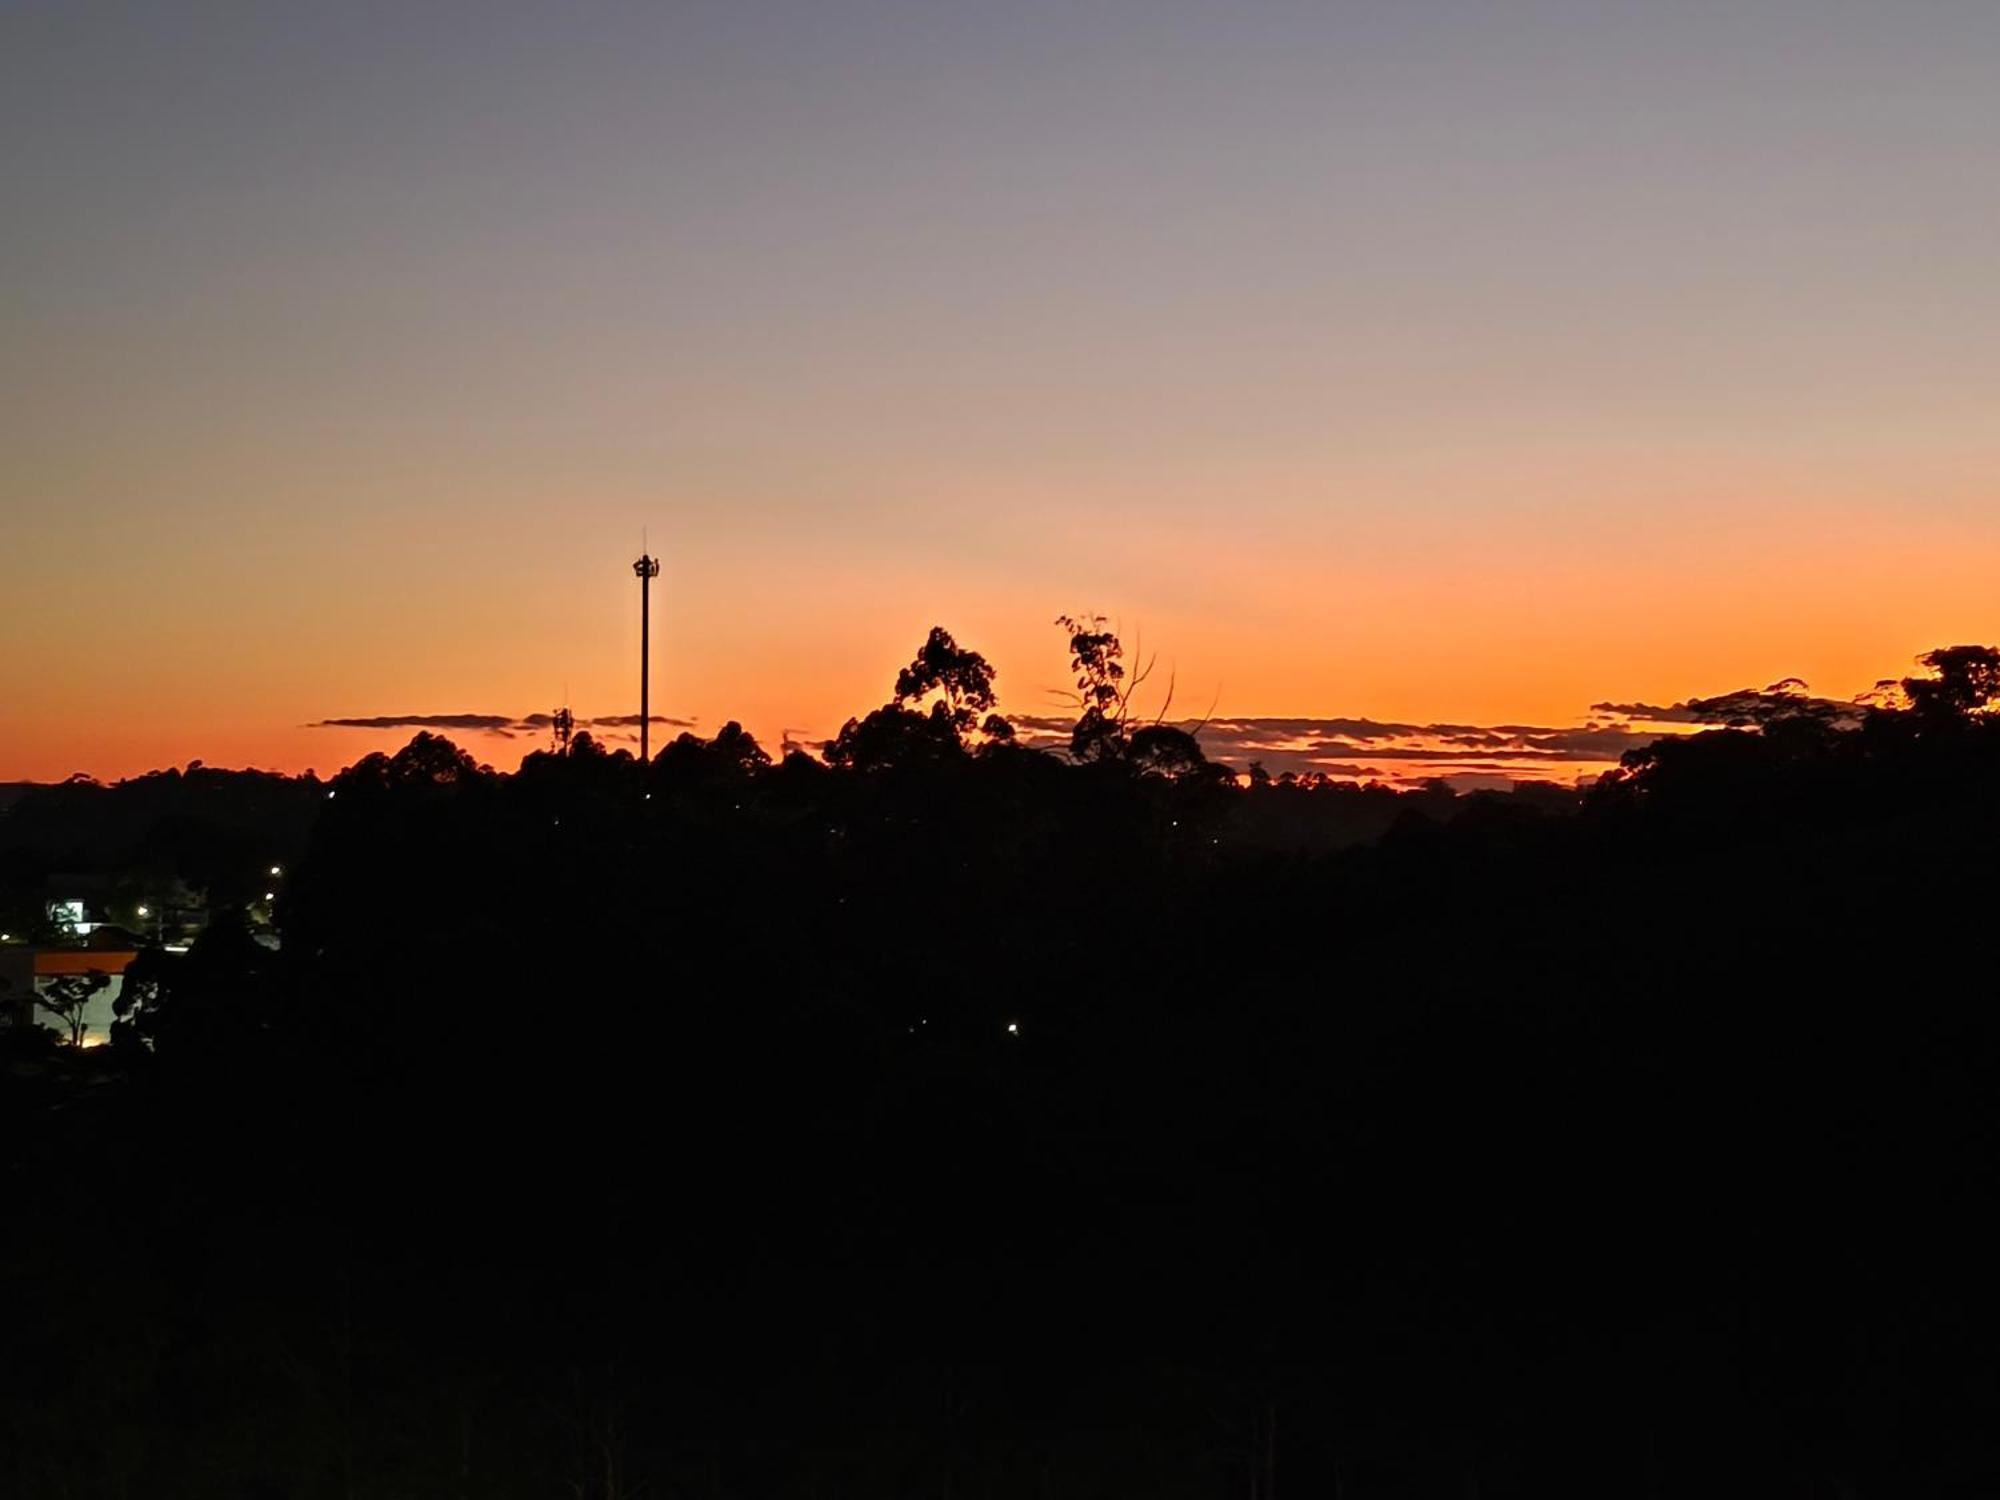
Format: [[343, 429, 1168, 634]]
[[633, 549, 661, 761]]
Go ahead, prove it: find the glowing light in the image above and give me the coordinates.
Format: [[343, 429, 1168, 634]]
[[136, 905, 150, 918], [269, 865, 283, 877], [1006, 1021, 1019, 1035], [263, 891, 276, 901]]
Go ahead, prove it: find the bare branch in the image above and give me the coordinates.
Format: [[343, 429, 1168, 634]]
[[1121, 651, 1157, 731], [1187, 684, 1222, 736]]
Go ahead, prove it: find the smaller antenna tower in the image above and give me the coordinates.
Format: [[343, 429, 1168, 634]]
[[551, 705, 575, 755]]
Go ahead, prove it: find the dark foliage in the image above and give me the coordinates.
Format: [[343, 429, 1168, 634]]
[[0, 763, 322, 935], [6, 646, 2000, 1495]]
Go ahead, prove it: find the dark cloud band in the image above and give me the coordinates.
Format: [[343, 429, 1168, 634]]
[[311, 712, 696, 736]]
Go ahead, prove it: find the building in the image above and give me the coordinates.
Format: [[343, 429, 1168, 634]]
[[0, 937, 140, 1046]]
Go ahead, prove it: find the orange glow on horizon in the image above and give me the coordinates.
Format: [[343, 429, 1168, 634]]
[[6, 498, 1994, 787], [9, 5, 2000, 788]]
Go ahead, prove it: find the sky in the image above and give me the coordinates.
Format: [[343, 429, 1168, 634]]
[[5, 1, 1999, 784]]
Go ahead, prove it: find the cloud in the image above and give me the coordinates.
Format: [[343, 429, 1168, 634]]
[[1593, 689, 1866, 729], [1590, 700, 1703, 723], [581, 713, 699, 729], [1005, 714, 1081, 736], [1004, 709, 1702, 785], [310, 713, 522, 733], [311, 710, 698, 739], [312, 702, 1705, 787]]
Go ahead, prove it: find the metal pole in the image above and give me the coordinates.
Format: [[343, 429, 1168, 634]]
[[640, 567, 649, 761], [634, 553, 660, 761]]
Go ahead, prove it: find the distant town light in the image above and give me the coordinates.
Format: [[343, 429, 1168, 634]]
[[269, 864, 283, 877], [1006, 1021, 1019, 1035], [136, 905, 150, 918], [263, 891, 276, 902]]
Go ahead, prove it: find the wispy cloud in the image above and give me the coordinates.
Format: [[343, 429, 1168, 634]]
[[579, 713, 699, 729], [1006, 708, 1708, 786], [1589, 700, 1703, 723], [310, 711, 697, 740], [309, 700, 1780, 788], [311, 713, 522, 733]]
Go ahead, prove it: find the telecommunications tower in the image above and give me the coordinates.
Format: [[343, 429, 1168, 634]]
[[633, 551, 661, 761]]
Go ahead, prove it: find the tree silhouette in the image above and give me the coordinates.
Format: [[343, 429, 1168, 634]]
[[1056, 613, 1131, 762], [16, 630, 2000, 1495], [826, 626, 1012, 768], [823, 702, 966, 770], [1053, 614, 1185, 764], [654, 721, 773, 780], [1126, 723, 1219, 781], [707, 720, 772, 773], [338, 731, 492, 795], [36, 970, 108, 1047], [1899, 645, 2000, 723], [1686, 677, 1850, 731], [893, 626, 1009, 742]]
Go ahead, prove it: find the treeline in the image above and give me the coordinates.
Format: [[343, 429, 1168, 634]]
[[5, 637, 2000, 1496]]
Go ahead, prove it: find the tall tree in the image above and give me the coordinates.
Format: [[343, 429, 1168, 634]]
[[893, 626, 1007, 741], [826, 627, 1013, 768]]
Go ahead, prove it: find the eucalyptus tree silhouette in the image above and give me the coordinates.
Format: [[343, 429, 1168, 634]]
[[336, 730, 492, 794], [892, 626, 1006, 740], [1898, 644, 2000, 723], [1126, 723, 1221, 781], [825, 626, 1013, 768], [1053, 615, 1217, 777], [1685, 676, 1853, 731], [1056, 613, 1134, 762]]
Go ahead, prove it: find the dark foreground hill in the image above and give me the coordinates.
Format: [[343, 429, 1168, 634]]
[[6, 651, 2000, 1498]]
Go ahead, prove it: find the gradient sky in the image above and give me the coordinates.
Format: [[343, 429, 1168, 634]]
[[6, 1, 1999, 781]]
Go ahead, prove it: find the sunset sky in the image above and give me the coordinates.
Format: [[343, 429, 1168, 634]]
[[6, 2, 1999, 783]]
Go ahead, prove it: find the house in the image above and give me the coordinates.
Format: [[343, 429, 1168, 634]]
[[0, 938, 141, 1046]]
